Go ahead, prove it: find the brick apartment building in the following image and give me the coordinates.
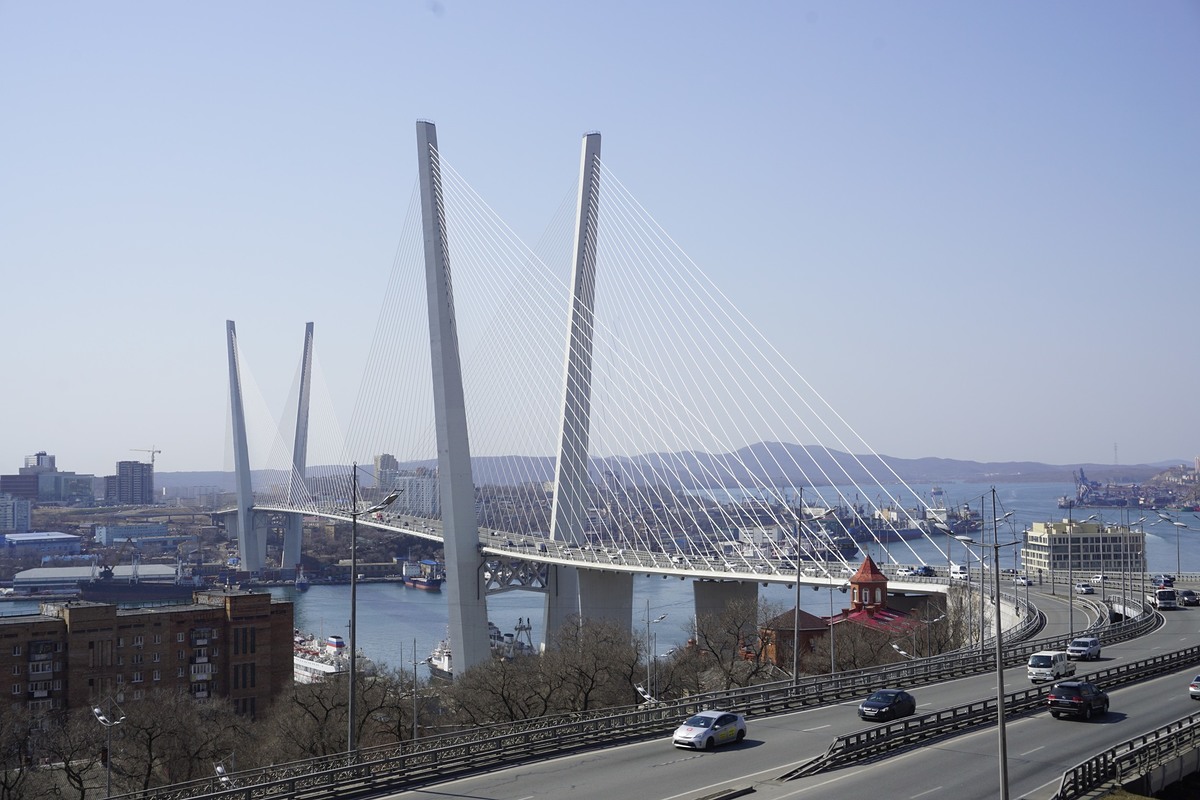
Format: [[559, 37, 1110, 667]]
[[0, 589, 293, 718]]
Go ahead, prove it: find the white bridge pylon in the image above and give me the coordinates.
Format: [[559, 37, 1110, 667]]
[[226, 120, 969, 677]]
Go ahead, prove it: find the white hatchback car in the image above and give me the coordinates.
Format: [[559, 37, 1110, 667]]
[[672, 710, 747, 750], [1075, 582, 1095, 595]]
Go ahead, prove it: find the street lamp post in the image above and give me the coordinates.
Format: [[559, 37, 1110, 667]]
[[347, 465, 400, 754], [93, 700, 125, 798], [644, 603, 666, 700], [956, 489, 1021, 800]]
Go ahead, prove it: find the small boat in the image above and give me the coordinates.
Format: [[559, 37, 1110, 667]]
[[403, 560, 445, 591], [426, 619, 535, 682], [294, 566, 310, 591]]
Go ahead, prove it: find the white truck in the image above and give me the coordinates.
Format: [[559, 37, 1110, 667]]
[[1147, 588, 1179, 609]]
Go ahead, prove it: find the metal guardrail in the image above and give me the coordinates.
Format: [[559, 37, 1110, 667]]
[[108, 596, 1152, 800], [785, 627, 1190, 780], [1053, 710, 1200, 799]]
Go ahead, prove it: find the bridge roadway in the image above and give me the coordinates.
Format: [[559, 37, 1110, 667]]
[[377, 587, 1199, 800], [254, 505, 941, 589]]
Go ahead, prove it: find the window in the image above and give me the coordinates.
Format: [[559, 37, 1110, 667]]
[[152, 670, 160, 682], [176, 633, 184, 643], [132, 672, 143, 683], [116, 674, 124, 684], [153, 653, 160, 663], [154, 634, 162, 644], [177, 650, 184, 661], [177, 667, 184, 678], [132, 654, 144, 665], [133, 636, 143, 647], [133, 689, 144, 700], [11, 684, 20, 695], [11, 646, 20, 657], [117, 637, 124, 648], [10, 665, 19, 676], [116, 656, 124, 666]]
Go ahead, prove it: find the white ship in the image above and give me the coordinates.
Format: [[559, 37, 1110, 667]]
[[427, 618, 535, 681], [293, 631, 375, 684]]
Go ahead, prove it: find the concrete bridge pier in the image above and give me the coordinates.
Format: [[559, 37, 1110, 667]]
[[693, 580, 760, 632]]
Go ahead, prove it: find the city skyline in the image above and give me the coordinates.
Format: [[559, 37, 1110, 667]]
[[2, 3, 1197, 477]]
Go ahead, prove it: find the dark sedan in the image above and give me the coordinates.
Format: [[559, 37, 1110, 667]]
[[858, 689, 917, 722], [1048, 681, 1109, 720], [1180, 589, 1199, 607]]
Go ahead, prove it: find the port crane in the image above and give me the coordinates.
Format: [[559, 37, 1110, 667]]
[[131, 446, 161, 466]]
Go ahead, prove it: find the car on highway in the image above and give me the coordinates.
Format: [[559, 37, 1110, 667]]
[[1180, 589, 1199, 607], [1066, 636, 1101, 661], [1014, 574, 1031, 586], [1154, 575, 1175, 588], [858, 689, 917, 722], [1047, 681, 1109, 720], [671, 710, 746, 750], [912, 565, 937, 577], [1074, 582, 1095, 595], [1190, 675, 1200, 700], [895, 565, 916, 577], [1091, 574, 1108, 583]]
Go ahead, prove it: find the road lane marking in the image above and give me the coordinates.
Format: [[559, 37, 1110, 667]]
[[801, 725, 830, 731], [911, 788, 943, 798], [1020, 745, 1045, 756]]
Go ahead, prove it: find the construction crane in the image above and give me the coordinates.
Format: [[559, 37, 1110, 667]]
[[131, 446, 161, 466]]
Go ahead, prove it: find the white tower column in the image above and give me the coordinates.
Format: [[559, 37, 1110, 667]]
[[226, 321, 264, 575], [282, 322, 315, 573], [416, 120, 490, 674], [546, 132, 615, 642]]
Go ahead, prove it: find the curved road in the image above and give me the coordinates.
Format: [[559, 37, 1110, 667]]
[[382, 588, 1199, 800]]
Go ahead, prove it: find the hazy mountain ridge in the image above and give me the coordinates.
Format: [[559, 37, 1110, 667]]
[[156, 443, 1166, 491]]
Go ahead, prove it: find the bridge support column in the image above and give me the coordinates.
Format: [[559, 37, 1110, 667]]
[[693, 580, 759, 630], [281, 514, 303, 575], [417, 120, 490, 674], [225, 321, 263, 575], [545, 132, 604, 643], [577, 570, 633, 639]]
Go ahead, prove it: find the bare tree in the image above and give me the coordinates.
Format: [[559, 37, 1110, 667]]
[[688, 598, 783, 690], [36, 709, 104, 800]]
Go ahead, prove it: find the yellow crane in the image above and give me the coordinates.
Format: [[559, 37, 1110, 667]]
[[131, 446, 161, 466]]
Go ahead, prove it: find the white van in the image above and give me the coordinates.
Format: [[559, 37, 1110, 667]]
[[1027, 650, 1075, 683], [949, 564, 969, 581]]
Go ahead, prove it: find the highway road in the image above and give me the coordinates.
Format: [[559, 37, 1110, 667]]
[[383, 589, 1200, 800]]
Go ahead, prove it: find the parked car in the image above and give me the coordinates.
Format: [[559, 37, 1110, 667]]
[[671, 710, 746, 750], [1047, 681, 1109, 720], [1180, 589, 1199, 607], [858, 689, 917, 722], [1074, 582, 1095, 595], [1066, 637, 1101, 661], [1189, 675, 1200, 700]]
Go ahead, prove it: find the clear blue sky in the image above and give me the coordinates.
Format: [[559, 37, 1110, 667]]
[[2, 2, 1197, 477]]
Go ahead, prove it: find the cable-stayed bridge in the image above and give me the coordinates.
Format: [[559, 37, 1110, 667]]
[[221, 121, 965, 675]]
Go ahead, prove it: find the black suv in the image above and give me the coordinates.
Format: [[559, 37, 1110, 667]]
[[912, 565, 937, 577], [1047, 681, 1109, 720]]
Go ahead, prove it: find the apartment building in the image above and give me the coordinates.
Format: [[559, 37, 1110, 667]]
[[0, 589, 293, 718]]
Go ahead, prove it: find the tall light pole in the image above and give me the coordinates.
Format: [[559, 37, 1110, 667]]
[[93, 700, 125, 798], [347, 465, 399, 754], [1067, 512, 1098, 634], [958, 516, 1021, 800], [644, 602, 666, 700]]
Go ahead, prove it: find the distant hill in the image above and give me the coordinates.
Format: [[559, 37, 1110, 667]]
[[156, 443, 1163, 490]]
